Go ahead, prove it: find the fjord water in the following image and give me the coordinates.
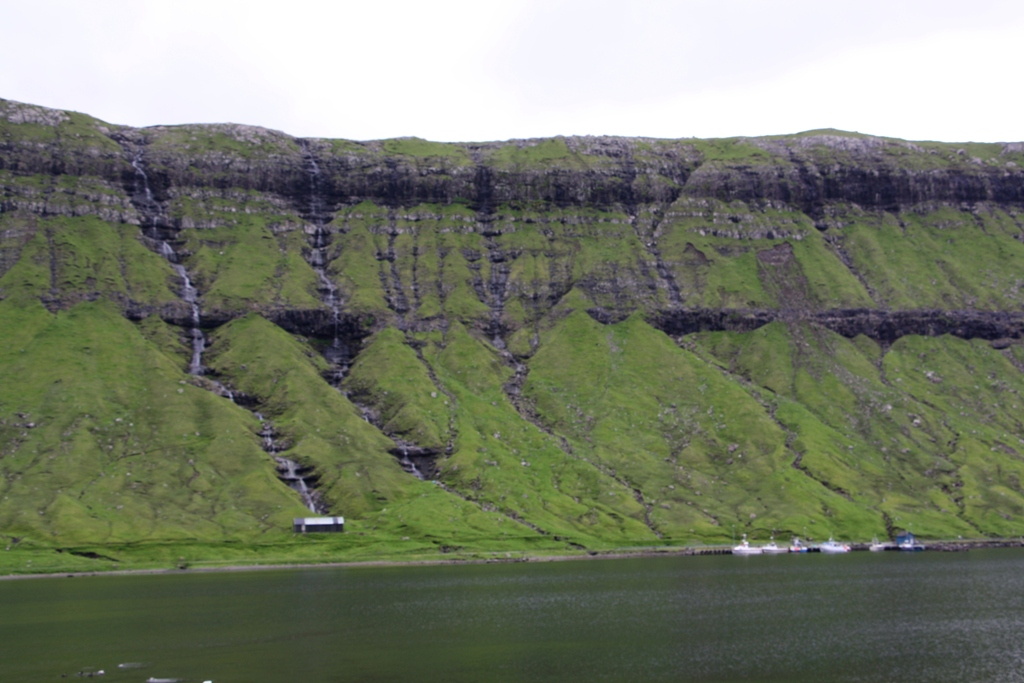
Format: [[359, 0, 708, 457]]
[[3, 551, 1024, 683]]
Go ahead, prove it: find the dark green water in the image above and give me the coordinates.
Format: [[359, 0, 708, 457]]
[[3, 550, 1024, 683]]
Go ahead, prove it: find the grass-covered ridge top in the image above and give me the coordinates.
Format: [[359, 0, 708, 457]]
[[4, 96, 1024, 214]]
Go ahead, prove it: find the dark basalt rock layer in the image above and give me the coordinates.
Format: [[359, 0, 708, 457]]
[[652, 309, 1024, 343], [2, 99, 1024, 350], [5, 109, 1022, 214], [3, 97, 1024, 345], [126, 135, 1024, 215], [8, 98, 1024, 344]]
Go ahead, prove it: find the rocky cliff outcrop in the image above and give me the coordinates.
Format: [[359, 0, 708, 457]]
[[653, 308, 1024, 343], [7, 98, 1023, 340]]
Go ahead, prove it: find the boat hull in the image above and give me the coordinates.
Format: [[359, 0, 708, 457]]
[[819, 544, 850, 554], [732, 547, 763, 556]]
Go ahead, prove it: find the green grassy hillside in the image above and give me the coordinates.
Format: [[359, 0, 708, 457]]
[[1, 97, 1023, 573]]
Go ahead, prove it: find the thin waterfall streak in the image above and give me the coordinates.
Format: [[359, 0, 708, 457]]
[[258, 414, 324, 514], [132, 152, 207, 375], [212, 382, 234, 402], [301, 141, 345, 384], [171, 263, 205, 375], [399, 444, 425, 481], [275, 456, 319, 513], [130, 152, 161, 237]]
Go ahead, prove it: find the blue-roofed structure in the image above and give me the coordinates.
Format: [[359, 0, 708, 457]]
[[896, 531, 924, 551]]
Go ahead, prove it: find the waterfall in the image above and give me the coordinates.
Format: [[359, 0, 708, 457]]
[[301, 143, 346, 384], [275, 457, 319, 512], [130, 154, 158, 232], [172, 264, 206, 375], [399, 444, 425, 481], [256, 413, 324, 514], [131, 152, 206, 376], [215, 383, 234, 402], [132, 152, 325, 513]]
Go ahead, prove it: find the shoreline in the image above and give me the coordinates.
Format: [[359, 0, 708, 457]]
[[0, 547, 693, 581], [2, 538, 1022, 582]]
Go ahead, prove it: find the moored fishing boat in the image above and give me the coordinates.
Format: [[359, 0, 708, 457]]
[[733, 534, 763, 555], [819, 537, 851, 554], [762, 536, 789, 554], [789, 537, 809, 553]]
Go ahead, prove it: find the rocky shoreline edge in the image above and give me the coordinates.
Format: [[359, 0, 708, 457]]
[[2, 538, 1022, 581]]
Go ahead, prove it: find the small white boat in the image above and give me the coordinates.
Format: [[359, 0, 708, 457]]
[[789, 537, 809, 553], [869, 537, 889, 552], [733, 534, 763, 555], [819, 537, 851, 554], [762, 537, 788, 554]]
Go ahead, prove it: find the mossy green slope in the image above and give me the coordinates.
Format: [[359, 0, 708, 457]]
[[692, 323, 1024, 538], [655, 198, 875, 309], [343, 326, 452, 451], [173, 205, 323, 315], [204, 314, 542, 552], [0, 299, 300, 544], [3, 97, 1024, 572], [0, 215, 179, 309], [828, 204, 1024, 309], [524, 309, 879, 542]]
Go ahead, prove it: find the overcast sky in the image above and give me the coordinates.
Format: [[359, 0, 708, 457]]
[[2, 0, 1023, 142]]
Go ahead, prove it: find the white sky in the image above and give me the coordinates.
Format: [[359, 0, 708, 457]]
[[2, 0, 1023, 143]]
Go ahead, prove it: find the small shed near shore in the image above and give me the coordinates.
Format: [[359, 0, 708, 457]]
[[294, 516, 345, 533]]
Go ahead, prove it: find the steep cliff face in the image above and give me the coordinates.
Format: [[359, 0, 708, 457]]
[[2, 97, 1024, 562]]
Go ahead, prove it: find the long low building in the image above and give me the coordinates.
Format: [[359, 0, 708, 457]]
[[294, 517, 345, 533]]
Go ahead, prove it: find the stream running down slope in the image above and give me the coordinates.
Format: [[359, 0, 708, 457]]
[[130, 152, 206, 375], [293, 142, 438, 486], [299, 141, 347, 385], [130, 148, 328, 512], [256, 413, 325, 514]]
